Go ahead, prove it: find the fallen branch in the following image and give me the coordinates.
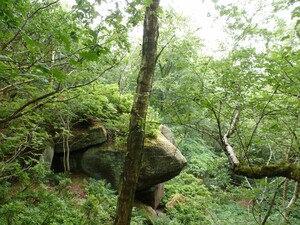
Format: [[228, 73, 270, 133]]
[[234, 164, 300, 182]]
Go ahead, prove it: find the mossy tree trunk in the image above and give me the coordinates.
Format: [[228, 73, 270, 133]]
[[114, 1, 160, 225]]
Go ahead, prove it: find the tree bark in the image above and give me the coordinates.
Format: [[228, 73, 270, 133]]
[[114, 1, 160, 225], [222, 104, 240, 166], [234, 164, 300, 181]]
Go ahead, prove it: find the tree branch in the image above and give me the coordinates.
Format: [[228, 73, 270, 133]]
[[1, 0, 60, 51], [155, 34, 175, 64], [0, 79, 34, 94], [234, 164, 300, 181], [246, 81, 281, 150], [0, 89, 61, 125], [0, 62, 117, 125], [67, 64, 118, 89]]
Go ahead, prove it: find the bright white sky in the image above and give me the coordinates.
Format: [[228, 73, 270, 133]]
[[61, 0, 228, 51], [60, 0, 296, 55], [161, 0, 224, 49]]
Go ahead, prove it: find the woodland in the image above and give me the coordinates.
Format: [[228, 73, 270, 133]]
[[0, 0, 300, 224]]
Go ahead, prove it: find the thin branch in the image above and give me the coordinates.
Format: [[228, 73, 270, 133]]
[[1, 0, 60, 51], [262, 179, 285, 225], [68, 63, 119, 89], [155, 34, 175, 64], [267, 144, 273, 165], [246, 81, 281, 150], [0, 89, 61, 125], [0, 79, 34, 93], [286, 181, 300, 210], [210, 106, 223, 144], [0, 63, 116, 124]]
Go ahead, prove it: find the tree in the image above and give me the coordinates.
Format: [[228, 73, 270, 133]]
[[114, 0, 160, 224]]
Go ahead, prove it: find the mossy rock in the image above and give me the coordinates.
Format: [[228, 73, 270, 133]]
[[81, 132, 187, 191], [54, 124, 107, 153]]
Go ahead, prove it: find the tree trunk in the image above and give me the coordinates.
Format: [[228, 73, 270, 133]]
[[114, 1, 160, 225]]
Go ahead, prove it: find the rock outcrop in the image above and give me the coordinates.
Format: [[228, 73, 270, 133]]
[[54, 124, 107, 153], [80, 131, 187, 191], [51, 123, 187, 208]]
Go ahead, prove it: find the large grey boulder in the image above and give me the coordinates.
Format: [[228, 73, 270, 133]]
[[137, 132, 187, 190], [81, 145, 125, 188], [81, 132, 187, 191], [51, 124, 187, 208]]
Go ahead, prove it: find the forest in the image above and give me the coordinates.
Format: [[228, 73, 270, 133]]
[[0, 0, 300, 224]]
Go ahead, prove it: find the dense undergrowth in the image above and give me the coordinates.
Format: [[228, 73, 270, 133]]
[[2, 162, 298, 225]]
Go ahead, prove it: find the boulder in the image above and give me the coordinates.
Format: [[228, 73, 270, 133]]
[[54, 124, 107, 153], [137, 132, 186, 190], [136, 183, 164, 209], [81, 145, 125, 188], [81, 132, 187, 191], [51, 124, 187, 208]]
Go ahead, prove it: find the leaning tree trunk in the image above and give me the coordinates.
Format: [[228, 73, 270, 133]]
[[114, 1, 160, 225]]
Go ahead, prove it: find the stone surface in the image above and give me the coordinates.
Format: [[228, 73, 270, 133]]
[[54, 125, 107, 153], [134, 201, 157, 224], [136, 183, 164, 209], [159, 124, 176, 146], [81, 145, 125, 188], [138, 132, 186, 190], [80, 132, 187, 191]]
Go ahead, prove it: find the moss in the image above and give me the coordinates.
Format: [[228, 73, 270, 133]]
[[234, 163, 300, 182]]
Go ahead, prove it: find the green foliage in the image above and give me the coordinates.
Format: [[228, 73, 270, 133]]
[[161, 172, 213, 224], [82, 179, 117, 225], [0, 165, 83, 225]]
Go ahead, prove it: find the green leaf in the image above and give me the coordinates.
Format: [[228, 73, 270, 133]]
[[280, 35, 290, 41], [70, 31, 78, 42], [96, 46, 110, 55], [116, 15, 122, 23], [69, 58, 78, 65], [145, 0, 152, 7], [60, 32, 71, 51], [291, 6, 300, 19], [51, 68, 65, 81], [156, 7, 163, 15], [79, 51, 99, 61], [22, 34, 39, 49], [35, 64, 50, 74]]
